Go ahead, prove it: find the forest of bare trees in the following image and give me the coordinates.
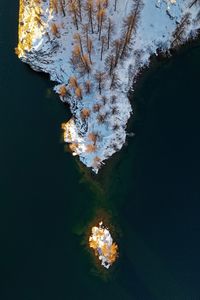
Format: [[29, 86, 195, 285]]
[[48, 0, 144, 104]]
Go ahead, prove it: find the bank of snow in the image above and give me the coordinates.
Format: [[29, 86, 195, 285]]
[[17, 0, 200, 173]]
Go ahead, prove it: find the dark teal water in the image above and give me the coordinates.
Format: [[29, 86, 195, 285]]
[[1, 1, 200, 299]]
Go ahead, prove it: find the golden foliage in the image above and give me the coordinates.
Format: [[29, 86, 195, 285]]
[[88, 132, 98, 143], [51, 22, 59, 36], [72, 45, 81, 57], [69, 76, 78, 89], [81, 108, 90, 119], [17, 0, 43, 57], [59, 85, 67, 97], [86, 144, 96, 153], [50, 0, 58, 13], [75, 86, 83, 99], [69, 143, 78, 153]]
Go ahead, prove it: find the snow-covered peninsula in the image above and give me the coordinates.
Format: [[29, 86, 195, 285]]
[[16, 0, 200, 173]]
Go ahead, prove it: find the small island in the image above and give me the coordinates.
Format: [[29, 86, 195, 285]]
[[16, 0, 199, 173], [89, 222, 118, 268]]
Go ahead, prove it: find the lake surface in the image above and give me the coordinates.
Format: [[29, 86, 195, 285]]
[[1, 1, 200, 299]]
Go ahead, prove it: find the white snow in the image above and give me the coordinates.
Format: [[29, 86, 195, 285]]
[[17, 0, 200, 173]]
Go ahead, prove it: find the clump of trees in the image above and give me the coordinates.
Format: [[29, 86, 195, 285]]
[[68, 76, 84, 100], [47, 0, 145, 153], [71, 33, 92, 75], [85, 0, 95, 33]]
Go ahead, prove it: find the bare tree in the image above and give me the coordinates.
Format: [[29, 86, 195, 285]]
[[85, 80, 91, 94], [96, 0, 102, 33], [93, 103, 101, 112], [100, 36, 106, 61], [113, 39, 123, 67], [68, 0, 79, 30], [85, 0, 95, 33], [111, 107, 119, 116], [95, 72, 107, 95], [59, 0, 66, 16], [120, 0, 143, 59], [87, 38, 93, 63], [189, 0, 200, 8], [81, 53, 91, 74], [113, 123, 120, 130], [97, 8, 106, 40], [127, 0, 143, 43], [107, 18, 114, 49], [77, 0, 82, 21], [111, 95, 117, 104], [105, 54, 115, 75], [97, 113, 106, 124], [110, 72, 120, 89], [114, 0, 117, 11], [101, 95, 108, 105], [83, 23, 89, 48], [73, 33, 84, 56], [172, 13, 191, 47]]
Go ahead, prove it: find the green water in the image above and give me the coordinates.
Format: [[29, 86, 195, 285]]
[[1, 1, 200, 299]]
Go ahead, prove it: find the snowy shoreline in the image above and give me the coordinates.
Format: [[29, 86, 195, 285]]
[[16, 0, 200, 173]]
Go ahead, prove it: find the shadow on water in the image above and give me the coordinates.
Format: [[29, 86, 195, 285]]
[[77, 39, 200, 298]]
